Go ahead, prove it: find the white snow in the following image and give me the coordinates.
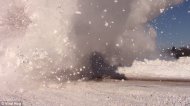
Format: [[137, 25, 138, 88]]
[[75, 11, 82, 15], [0, 0, 189, 105], [160, 8, 165, 13], [1, 80, 190, 106], [118, 57, 190, 81], [1, 57, 190, 105]]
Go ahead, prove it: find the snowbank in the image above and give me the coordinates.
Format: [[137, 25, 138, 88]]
[[118, 57, 190, 81]]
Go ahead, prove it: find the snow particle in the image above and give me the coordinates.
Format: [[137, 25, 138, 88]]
[[103, 9, 108, 13], [88, 21, 92, 24], [105, 21, 109, 27], [160, 8, 165, 13], [116, 44, 120, 47], [75, 11, 82, 15], [114, 0, 118, 3]]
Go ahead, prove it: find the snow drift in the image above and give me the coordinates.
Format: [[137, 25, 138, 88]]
[[0, 0, 184, 83], [118, 57, 190, 81]]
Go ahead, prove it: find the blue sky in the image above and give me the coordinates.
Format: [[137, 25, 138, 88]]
[[151, 0, 190, 48]]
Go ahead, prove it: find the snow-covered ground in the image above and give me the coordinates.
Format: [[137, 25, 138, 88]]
[[1, 58, 190, 106], [1, 80, 190, 106]]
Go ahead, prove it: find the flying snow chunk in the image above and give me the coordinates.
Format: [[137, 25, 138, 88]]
[[114, 0, 118, 3], [88, 21, 92, 24], [188, 10, 190, 14], [105, 21, 109, 27], [75, 11, 82, 15], [103, 9, 108, 12], [122, 9, 126, 12], [160, 9, 165, 13], [116, 44, 120, 47]]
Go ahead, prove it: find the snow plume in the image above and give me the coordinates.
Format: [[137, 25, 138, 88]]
[[0, 0, 183, 83]]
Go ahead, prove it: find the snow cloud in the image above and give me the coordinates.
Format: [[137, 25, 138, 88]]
[[0, 0, 184, 82]]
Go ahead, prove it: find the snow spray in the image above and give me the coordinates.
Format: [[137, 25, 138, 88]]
[[0, 0, 183, 82]]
